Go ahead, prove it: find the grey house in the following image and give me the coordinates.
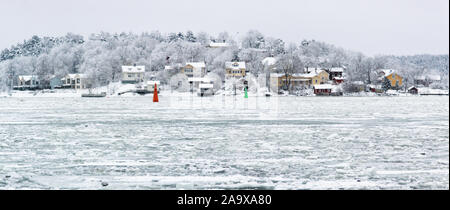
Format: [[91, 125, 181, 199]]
[[50, 76, 63, 89]]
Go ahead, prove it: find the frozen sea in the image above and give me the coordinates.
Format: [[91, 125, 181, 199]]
[[0, 95, 448, 190]]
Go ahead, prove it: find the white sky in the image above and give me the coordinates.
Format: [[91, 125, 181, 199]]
[[0, 0, 448, 56]]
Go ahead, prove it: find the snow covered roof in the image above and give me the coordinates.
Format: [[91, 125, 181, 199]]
[[415, 75, 426, 80], [164, 66, 173, 70], [122, 65, 145, 73], [188, 77, 211, 82], [415, 74, 441, 81], [428, 75, 441, 81], [330, 67, 344, 73], [386, 90, 399, 95], [271, 70, 327, 78], [314, 84, 334, 89], [290, 78, 311, 82], [378, 69, 396, 77], [408, 86, 418, 90], [225, 62, 246, 69], [270, 73, 286, 77], [146, 81, 160, 85], [66, 74, 89, 79], [185, 62, 206, 69], [208, 42, 230, 48], [352, 81, 364, 85], [18, 75, 38, 81], [305, 67, 326, 73], [295, 70, 327, 78], [262, 57, 277, 66], [199, 83, 214, 89]]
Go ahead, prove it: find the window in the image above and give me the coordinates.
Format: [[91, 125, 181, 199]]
[[232, 63, 239, 67], [77, 78, 80, 84]]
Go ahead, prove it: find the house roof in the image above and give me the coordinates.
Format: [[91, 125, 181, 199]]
[[368, 84, 382, 89], [415, 75, 426, 80], [427, 75, 441, 81], [270, 70, 327, 78], [225, 62, 246, 69], [188, 77, 211, 82], [333, 77, 345, 80], [379, 69, 396, 77], [314, 84, 334, 89], [18, 75, 38, 81], [186, 62, 206, 69], [295, 69, 327, 78], [122, 65, 145, 73], [305, 67, 326, 73], [209, 42, 230, 48], [199, 83, 214, 88], [415, 74, 441, 81], [66, 74, 89, 79], [330, 67, 344, 73], [146, 81, 160, 85], [408, 86, 418, 90], [352, 81, 364, 85]]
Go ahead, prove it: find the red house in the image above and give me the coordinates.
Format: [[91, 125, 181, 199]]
[[314, 84, 333, 96]]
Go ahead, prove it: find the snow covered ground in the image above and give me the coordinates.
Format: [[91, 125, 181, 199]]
[[0, 95, 448, 190]]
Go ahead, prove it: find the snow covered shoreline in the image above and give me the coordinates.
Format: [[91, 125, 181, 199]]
[[0, 82, 448, 98], [2, 89, 448, 98]]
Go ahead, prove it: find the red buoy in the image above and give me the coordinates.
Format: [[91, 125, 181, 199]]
[[153, 83, 159, 102]]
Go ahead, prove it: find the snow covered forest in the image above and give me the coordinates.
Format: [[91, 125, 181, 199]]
[[0, 30, 448, 91]]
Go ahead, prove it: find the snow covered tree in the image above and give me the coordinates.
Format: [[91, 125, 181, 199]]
[[241, 30, 265, 49], [185, 31, 197, 43], [382, 77, 392, 92]]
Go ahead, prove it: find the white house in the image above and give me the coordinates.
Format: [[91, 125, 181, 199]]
[[187, 77, 213, 91], [414, 71, 441, 87], [145, 81, 161, 93], [122, 65, 145, 84], [16, 75, 40, 90], [329, 67, 345, 84], [61, 74, 92, 89], [208, 42, 230, 48]]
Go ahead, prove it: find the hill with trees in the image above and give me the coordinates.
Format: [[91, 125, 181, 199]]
[[0, 30, 448, 91]]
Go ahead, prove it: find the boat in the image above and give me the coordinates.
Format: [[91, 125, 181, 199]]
[[197, 83, 214, 97], [265, 92, 272, 97], [82, 92, 107, 98]]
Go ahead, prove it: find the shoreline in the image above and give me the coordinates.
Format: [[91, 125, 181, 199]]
[[1, 90, 448, 98]]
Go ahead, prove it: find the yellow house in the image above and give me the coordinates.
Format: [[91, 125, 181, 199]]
[[379, 69, 403, 87], [270, 69, 330, 91], [181, 62, 206, 78], [225, 62, 246, 78]]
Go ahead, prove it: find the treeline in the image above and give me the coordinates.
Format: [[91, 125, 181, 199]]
[[0, 30, 448, 91]]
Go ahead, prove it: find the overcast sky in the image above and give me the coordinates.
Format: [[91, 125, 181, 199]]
[[0, 0, 448, 56]]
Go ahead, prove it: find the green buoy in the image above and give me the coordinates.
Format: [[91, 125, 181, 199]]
[[244, 87, 248, 98]]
